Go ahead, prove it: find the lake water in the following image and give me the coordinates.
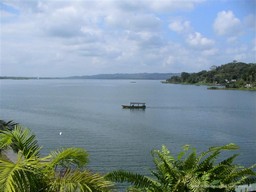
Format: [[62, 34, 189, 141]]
[[0, 79, 255, 175]]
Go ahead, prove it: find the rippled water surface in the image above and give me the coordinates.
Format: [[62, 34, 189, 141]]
[[1, 79, 255, 174]]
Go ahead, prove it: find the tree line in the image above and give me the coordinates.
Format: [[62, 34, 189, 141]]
[[166, 62, 256, 89], [0, 120, 256, 192]]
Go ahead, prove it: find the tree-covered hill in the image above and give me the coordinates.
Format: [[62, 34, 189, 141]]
[[166, 62, 256, 89]]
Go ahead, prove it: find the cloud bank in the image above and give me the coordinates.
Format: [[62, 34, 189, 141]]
[[1, 0, 255, 76]]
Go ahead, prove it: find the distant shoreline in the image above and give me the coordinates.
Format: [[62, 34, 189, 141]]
[[162, 81, 256, 91], [0, 73, 179, 81], [207, 86, 256, 91]]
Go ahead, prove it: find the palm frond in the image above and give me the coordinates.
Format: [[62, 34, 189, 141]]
[[219, 154, 239, 165], [152, 147, 179, 181], [48, 148, 89, 169], [0, 120, 17, 131], [9, 126, 41, 158], [223, 165, 256, 184], [197, 143, 238, 164], [106, 170, 159, 190], [177, 144, 190, 161], [48, 169, 113, 192], [209, 143, 239, 151], [150, 170, 166, 187], [209, 164, 233, 177], [183, 150, 198, 171], [197, 150, 220, 172], [0, 151, 44, 192], [0, 130, 13, 151]]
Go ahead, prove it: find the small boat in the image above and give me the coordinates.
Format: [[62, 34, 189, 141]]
[[122, 102, 146, 109]]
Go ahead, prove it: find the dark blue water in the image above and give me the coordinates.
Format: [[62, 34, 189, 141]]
[[0, 79, 255, 175]]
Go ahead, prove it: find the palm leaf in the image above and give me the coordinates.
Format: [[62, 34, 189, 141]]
[[47, 148, 89, 169], [0, 130, 13, 151], [8, 126, 40, 158], [152, 147, 179, 181], [198, 143, 239, 168], [0, 151, 44, 192], [223, 165, 256, 184], [107, 143, 255, 192], [48, 169, 113, 192], [197, 150, 221, 172], [150, 170, 166, 187], [219, 154, 239, 165], [183, 150, 198, 171], [177, 144, 190, 161], [106, 170, 159, 190], [208, 143, 239, 151], [0, 120, 17, 131]]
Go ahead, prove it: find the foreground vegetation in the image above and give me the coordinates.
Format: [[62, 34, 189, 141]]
[[166, 62, 256, 90], [1, 120, 256, 192], [107, 145, 256, 192], [0, 121, 113, 192]]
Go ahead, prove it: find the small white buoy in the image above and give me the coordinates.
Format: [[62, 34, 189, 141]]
[[59, 132, 62, 135]]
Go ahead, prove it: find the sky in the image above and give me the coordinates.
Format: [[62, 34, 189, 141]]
[[0, 0, 256, 77]]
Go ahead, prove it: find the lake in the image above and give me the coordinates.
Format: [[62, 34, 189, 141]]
[[0, 79, 255, 175]]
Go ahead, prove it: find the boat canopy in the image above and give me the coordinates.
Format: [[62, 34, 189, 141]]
[[130, 102, 146, 106], [122, 102, 146, 109]]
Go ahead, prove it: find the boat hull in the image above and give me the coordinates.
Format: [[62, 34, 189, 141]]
[[122, 105, 146, 109]]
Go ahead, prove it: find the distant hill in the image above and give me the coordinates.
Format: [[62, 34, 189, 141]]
[[165, 62, 256, 89], [68, 73, 179, 80]]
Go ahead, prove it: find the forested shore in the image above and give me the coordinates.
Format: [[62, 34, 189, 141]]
[[165, 62, 256, 90]]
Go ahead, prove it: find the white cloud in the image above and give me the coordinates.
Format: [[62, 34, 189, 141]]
[[41, 6, 86, 38], [0, 0, 255, 76], [213, 10, 241, 36], [105, 12, 161, 32], [149, 0, 205, 12], [186, 32, 215, 48], [201, 48, 218, 56], [169, 20, 191, 33], [169, 18, 215, 52], [160, 43, 215, 72]]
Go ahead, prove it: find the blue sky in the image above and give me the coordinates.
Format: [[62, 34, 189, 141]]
[[1, 0, 255, 77]]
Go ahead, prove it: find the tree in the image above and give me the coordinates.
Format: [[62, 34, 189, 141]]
[[0, 120, 17, 131], [0, 124, 113, 192], [165, 62, 256, 89], [106, 144, 256, 192], [0, 120, 18, 155], [181, 72, 190, 82]]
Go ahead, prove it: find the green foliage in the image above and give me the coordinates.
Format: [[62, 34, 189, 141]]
[[0, 151, 45, 192], [0, 126, 41, 158], [0, 120, 17, 131], [0, 123, 113, 192], [107, 144, 256, 192], [106, 170, 160, 191], [166, 62, 256, 89], [47, 169, 113, 192], [1, 120, 255, 192], [47, 147, 89, 169]]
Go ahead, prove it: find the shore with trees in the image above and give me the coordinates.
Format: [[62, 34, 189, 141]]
[[165, 62, 256, 90]]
